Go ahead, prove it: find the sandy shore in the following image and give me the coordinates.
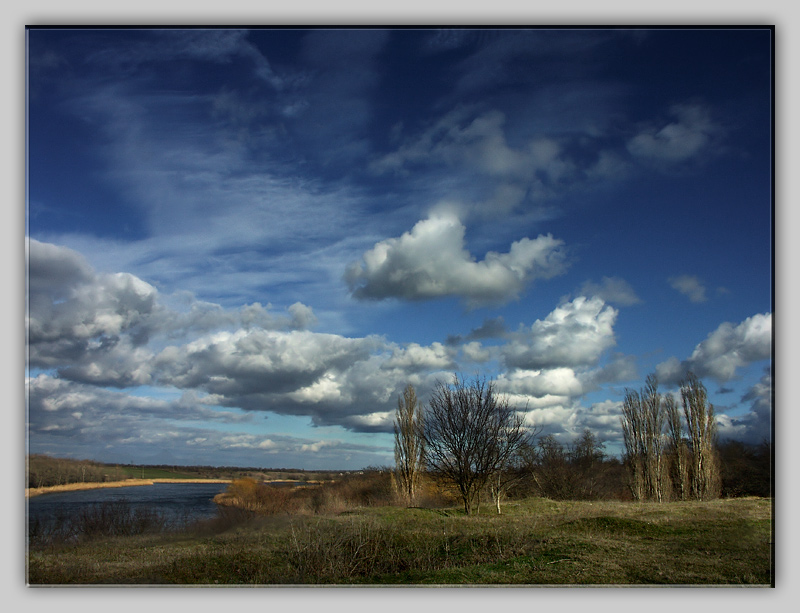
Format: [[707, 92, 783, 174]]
[[25, 478, 232, 498]]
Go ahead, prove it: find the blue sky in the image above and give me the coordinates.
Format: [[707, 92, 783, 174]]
[[25, 27, 773, 469]]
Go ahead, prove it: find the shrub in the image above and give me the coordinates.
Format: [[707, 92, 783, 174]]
[[28, 499, 170, 545], [217, 478, 293, 514]]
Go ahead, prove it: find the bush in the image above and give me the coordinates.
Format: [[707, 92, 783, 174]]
[[217, 478, 293, 514], [217, 471, 410, 517], [28, 499, 170, 545]]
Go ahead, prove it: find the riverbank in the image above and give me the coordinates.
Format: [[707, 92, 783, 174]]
[[25, 478, 232, 498]]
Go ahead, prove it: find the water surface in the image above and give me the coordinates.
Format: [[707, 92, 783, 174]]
[[27, 482, 229, 528]]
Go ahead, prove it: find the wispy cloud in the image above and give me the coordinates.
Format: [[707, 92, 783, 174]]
[[578, 276, 641, 306], [668, 274, 709, 303], [627, 104, 720, 164]]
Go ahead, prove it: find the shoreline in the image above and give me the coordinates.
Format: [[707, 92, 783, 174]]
[[25, 478, 232, 498]]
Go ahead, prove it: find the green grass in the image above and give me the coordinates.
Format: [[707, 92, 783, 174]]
[[118, 467, 202, 480], [27, 496, 773, 586]]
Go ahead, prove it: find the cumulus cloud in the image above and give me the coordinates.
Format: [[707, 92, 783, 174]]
[[27, 239, 160, 381], [585, 353, 639, 386], [27, 239, 158, 347], [460, 341, 493, 364], [627, 104, 719, 164], [655, 313, 772, 384], [27, 374, 252, 439], [716, 367, 772, 444], [502, 296, 618, 370], [154, 328, 380, 398], [142, 327, 453, 432], [27, 374, 389, 467], [668, 274, 708, 303], [345, 213, 568, 306], [496, 367, 585, 399], [578, 276, 641, 306], [383, 342, 456, 372], [26, 239, 630, 443], [27, 239, 320, 386]]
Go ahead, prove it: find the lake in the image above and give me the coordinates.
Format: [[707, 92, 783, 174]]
[[27, 482, 230, 529]]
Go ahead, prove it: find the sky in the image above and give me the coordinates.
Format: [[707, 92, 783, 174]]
[[25, 27, 773, 470]]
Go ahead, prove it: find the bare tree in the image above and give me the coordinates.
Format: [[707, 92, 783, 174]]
[[393, 384, 424, 506], [681, 372, 720, 500], [529, 430, 609, 501], [641, 375, 667, 502], [530, 434, 575, 500], [571, 428, 608, 500], [621, 388, 646, 501], [665, 393, 689, 500], [422, 375, 530, 515], [488, 420, 541, 514], [621, 374, 668, 502]]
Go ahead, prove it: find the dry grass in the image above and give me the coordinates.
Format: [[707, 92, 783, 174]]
[[26, 479, 155, 498], [27, 496, 773, 586]]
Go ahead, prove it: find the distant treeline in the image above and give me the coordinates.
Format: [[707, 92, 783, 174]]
[[27, 438, 770, 499], [27, 455, 129, 489], [127, 464, 342, 483], [26, 455, 354, 490]]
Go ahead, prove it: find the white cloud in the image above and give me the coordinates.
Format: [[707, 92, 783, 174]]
[[27, 239, 323, 387], [26, 374, 251, 438], [656, 313, 772, 384], [371, 109, 576, 199], [27, 239, 158, 347], [578, 276, 641, 306], [502, 296, 618, 370], [460, 341, 493, 363], [627, 104, 719, 163], [496, 367, 585, 398], [716, 367, 772, 444], [345, 212, 567, 306], [668, 274, 708, 303], [26, 240, 626, 441], [384, 342, 456, 372]]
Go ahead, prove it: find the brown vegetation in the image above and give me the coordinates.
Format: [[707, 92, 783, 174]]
[[26, 479, 154, 498], [214, 470, 455, 518], [393, 384, 425, 506]]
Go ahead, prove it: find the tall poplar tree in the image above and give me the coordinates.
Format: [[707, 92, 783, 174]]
[[393, 384, 424, 506], [680, 373, 720, 500]]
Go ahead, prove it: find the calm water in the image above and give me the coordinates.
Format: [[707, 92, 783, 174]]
[[27, 482, 229, 528]]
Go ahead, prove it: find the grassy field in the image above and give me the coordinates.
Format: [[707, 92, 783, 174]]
[[27, 496, 772, 586], [119, 466, 204, 480]]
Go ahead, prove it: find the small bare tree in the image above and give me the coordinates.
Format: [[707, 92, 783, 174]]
[[488, 419, 540, 514], [422, 375, 529, 515], [393, 384, 424, 506]]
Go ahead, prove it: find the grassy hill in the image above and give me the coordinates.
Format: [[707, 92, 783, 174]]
[[27, 496, 772, 586]]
